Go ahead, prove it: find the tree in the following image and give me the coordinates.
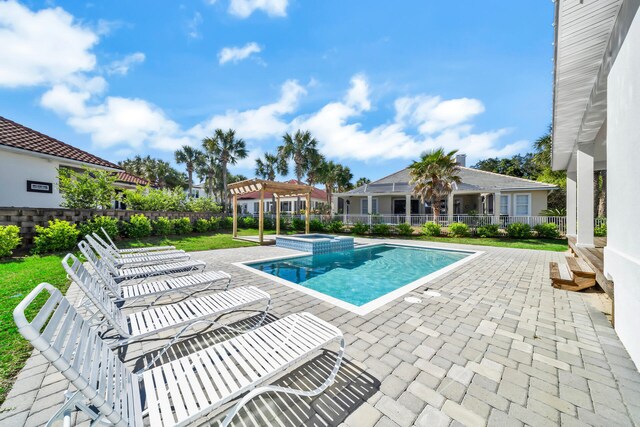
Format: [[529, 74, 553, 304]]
[[356, 177, 371, 188], [318, 161, 354, 212], [532, 128, 567, 211], [409, 148, 462, 221], [118, 155, 185, 189], [255, 153, 286, 213], [57, 167, 117, 209], [335, 164, 353, 192], [278, 130, 321, 210], [195, 151, 220, 199], [203, 129, 247, 211], [175, 145, 204, 196]]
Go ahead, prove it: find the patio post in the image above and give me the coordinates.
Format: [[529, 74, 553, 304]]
[[577, 143, 594, 247], [305, 192, 311, 234], [276, 195, 280, 235], [494, 192, 501, 225], [447, 193, 454, 224], [259, 188, 264, 244], [232, 193, 238, 238], [405, 194, 411, 224], [566, 171, 577, 237]]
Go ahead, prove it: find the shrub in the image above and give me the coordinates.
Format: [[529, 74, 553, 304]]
[[209, 217, 220, 231], [185, 197, 222, 213], [372, 223, 391, 236], [448, 222, 470, 238], [595, 219, 607, 237], [221, 216, 233, 229], [121, 186, 187, 211], [78, 215, 119, 239], [309, 219, 325, 232], [33, 219, 79, 254], [279, 216, 290, 230], [263, 217, 274, 230], [506, 222, 532, 239], [533, 223, 560, 239], [126, 214, 152, 239], [351, 222, 369, 235], [240, 216, 257, 229], [396, 223, 414, 236], [422, 222, 441, 237], [0, 225, 21, 257], [172, 217, 193, 235], [153, 217, 173, 236], [58, 167, 116, 209], [327, 220, 344, 234], [292, 218, 305, 231], [477, 223, 499, 238], [194, 218, 210, 233]]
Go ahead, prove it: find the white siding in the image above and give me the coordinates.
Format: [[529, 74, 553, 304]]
[[606, 12, 640, 367], [0, 150, 64, 208]]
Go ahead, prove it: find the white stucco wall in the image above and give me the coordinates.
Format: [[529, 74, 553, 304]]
[[0, 150, 65, 208], [606, 11, 640, 368]]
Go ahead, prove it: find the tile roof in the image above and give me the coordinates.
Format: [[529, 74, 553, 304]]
[[0, 115, 119, 169], [114, 171, 149, 186], [342, 166, 557, 195], [238, 179, 327, 200]]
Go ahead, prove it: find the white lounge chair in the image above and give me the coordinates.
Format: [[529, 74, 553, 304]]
[[101, 226, 177, 254], [65, 253, 231, 307], [15, 283, 344, 427], [86, 235, 191, 267], [79, 241, 206, 283], [62, 257, 271, 363], [92, 232, 185, 259]]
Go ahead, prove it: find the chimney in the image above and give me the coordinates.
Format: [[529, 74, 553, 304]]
[[455, 154, 466, 167]]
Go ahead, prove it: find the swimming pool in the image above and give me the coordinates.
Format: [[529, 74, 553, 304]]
[[239, 244, 480, 315]]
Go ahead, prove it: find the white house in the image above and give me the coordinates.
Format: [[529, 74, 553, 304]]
[[333, 155, 556, 221], [552, 0, 640, 366], [237, 180, 328, 214], [0, 115, 143, 209]]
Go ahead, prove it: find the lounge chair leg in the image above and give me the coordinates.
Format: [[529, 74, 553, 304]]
[[220, 337, 345, 427], [46, 390, 100, 427]]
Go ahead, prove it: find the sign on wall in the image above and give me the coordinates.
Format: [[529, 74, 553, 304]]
[[26, 180, 52, 194]]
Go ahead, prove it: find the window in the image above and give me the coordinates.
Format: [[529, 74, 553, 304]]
[[500, 195, 510, 215], [514, 194, 531, 216], [281, 201, 292, 212], [253, 202, 259, 213], [361, 198, 378, 214]]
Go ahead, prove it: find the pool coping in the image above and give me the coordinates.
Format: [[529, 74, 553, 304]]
[[233, 242, 484, 315]]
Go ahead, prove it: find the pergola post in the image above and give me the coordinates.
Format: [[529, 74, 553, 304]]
[[232, 193, 238, 238], [276, 195, 281, 235], [305, 192, 311, 234], [259, 188, 264, 244]]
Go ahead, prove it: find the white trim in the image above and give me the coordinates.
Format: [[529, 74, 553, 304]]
[[234, 243, 482, 316], [513, 193, 531, 216]]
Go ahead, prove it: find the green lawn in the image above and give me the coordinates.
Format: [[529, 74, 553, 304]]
[[414, 235, 568, 252], [0, 229, 260, 405]]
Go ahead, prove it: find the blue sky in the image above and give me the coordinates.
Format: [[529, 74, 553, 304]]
[[0, 0, 554, 183]]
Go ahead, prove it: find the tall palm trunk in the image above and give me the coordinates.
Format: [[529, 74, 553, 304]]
[[432, 196, 440, 223]]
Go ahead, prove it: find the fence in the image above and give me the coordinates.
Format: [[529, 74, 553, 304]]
[[0, 207, 224, 246]]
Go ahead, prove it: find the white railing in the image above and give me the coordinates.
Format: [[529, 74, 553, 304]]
[[233, 213, 612, 237]]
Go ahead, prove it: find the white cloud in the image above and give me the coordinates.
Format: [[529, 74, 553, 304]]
[[189, 79, 306, 140], [106, 52, 145, 75], [395, 95, 485, 134], [187, 12, 203, 39], [0, 0, 98, 87], [218, 42, 262, 65], [40, 85, 91, 116], [228, 0, 288, 18]]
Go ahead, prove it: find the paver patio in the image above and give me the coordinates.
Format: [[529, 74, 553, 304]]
[[2, 238, 639, 426]]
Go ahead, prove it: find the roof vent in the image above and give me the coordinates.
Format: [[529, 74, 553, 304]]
[[455, 154, 466, 167]]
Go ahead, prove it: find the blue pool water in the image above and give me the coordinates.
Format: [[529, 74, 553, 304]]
[[247, 244, 470, 307]]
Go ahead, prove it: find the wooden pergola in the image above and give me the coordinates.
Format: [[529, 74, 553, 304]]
[[228, 179, 314, 244]]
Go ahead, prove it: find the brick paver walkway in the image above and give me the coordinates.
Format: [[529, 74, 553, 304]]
[[2, 238, 639, 426]]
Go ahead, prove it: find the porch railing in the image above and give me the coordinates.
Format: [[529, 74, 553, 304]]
[[237, 213, 572, 235]]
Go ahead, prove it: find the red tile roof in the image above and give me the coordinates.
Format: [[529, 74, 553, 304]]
[[114, 171, 149, 186], [0, 115, 119, 169], [238, 179, 328, 200]]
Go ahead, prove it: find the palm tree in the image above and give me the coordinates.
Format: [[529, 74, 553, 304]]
[[175, 145, 204, 197], [203, 129, 248, 211], [335, 164, 353, 193], [409, 148, 461, 221], [278, 130, 320, 211], [255, 153, 286, 213], [356, 177, 371, 188], [318, 161, 353, 212], [195, 151, 220, 199]]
